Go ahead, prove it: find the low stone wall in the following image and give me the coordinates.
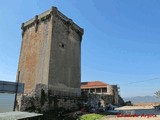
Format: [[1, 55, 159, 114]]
[[80, 92, 124, 110], [17, 94, 80, 113], [16, 84, 79, 113], [16, 87, 124, 115]]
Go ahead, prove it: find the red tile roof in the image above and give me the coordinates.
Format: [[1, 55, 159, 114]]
[[81, 81, 108, 89]]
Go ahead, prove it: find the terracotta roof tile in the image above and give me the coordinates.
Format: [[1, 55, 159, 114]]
[[81, 81, 108, 89]]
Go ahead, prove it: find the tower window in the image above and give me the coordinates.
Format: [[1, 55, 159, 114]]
[[59, 42, 65, 48]]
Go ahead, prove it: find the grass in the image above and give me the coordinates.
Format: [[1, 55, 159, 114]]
[[77, 113, 105, 120]]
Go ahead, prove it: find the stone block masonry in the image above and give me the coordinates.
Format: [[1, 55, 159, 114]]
[[16, 7, 83, 112]]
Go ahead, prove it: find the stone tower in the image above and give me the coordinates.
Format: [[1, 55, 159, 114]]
[[17, 6, 83, 103]]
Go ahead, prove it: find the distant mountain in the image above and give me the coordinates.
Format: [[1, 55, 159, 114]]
[[123, 96, 160, 103]]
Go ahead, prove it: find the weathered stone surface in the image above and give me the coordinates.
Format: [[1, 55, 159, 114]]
[[16, 7, 83, 112], [18, 13, 52, 94]]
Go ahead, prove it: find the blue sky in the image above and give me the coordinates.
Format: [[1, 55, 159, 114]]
[[0, 0, 160, 97]]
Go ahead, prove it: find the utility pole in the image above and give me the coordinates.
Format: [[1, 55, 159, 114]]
[[13, 71, 20, 111]]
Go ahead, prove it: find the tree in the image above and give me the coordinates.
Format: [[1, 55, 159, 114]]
[[154, 90, 160, 98]]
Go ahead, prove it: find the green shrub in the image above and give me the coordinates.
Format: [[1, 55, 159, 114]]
[[77, 114, 105, 120]]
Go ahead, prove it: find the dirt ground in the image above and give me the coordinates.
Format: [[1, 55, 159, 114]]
[[103, 116, 160, 120], [103, 106, 160, 120]]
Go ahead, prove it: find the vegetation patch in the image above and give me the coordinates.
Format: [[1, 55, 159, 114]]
[[77, 114, 105, 120]]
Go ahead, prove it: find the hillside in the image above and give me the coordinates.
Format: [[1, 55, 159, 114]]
[[123, 96, 160, 103]]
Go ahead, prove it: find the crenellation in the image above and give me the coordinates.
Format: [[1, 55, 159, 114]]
[[34, 15, 39, 32], [21, 6, 83, 38]]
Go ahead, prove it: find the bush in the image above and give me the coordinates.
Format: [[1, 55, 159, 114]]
[[77, 114, 105, 120]]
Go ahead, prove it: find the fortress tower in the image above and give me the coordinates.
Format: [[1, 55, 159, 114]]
[[16, 7, 83, 111]]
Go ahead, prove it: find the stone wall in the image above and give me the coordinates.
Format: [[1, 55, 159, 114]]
[[81, 92, 124, 110], [16, 7, 83, 111], [18, 13, 52, 93], [16, 83, 79, 112], [48, 9, 82, 96], [85, 93, 114, 106], [106, 85, 119, 105], [16, 91, 124, 113]]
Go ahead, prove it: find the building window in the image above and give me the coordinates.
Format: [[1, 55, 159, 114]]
[[102, 88, 107, 93], [96, 88, 101, 93], [90, 88, 95, 93], [81, 89, 85, 91], [85, 89, 89, 92]]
